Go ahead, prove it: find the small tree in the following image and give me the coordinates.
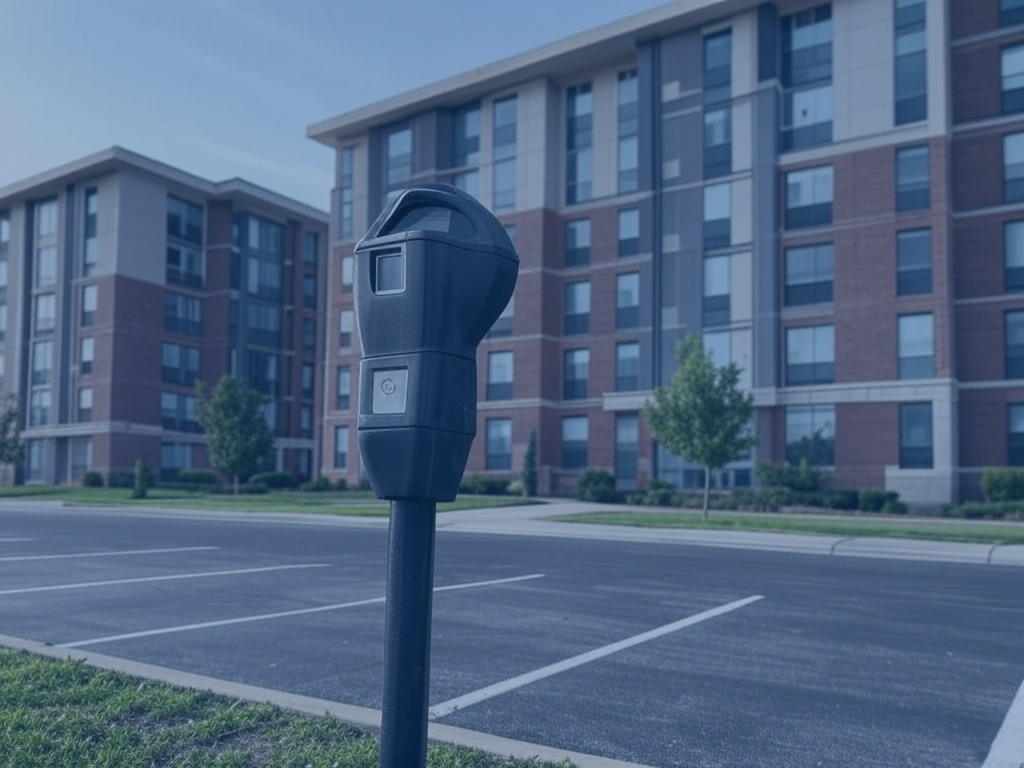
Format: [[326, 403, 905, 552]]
[[0, 396, 23, 485], [195, 375, 274, 494], [643, 335, 755, 521], [132, 458, 154, 500], [521, 429, 538, 498]]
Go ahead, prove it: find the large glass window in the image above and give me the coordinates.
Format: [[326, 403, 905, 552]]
[[562, 415, 588, 469], [618, 208, 640, 257], [339, 310, 354, 349], [566, 83, 593, 204], [781, 5, 833, 150], [1007, 310, 1024, 378], [167, 245, 203, 288], [34, 293, 55, 334], [785, 243, 833, 305], [896, 145, 930, 211], [302, 317, 316, 355], [1003, 45, 1024, 114], [786, 404, 835, 466], [167, 196, 203, 243], [303, 231, 318, 266], [334, 426, 349, 470], [566, 219, 590, 267], [485, 419, 512, 471], [80, 337, 94, 375], [898, 313, 934, 379], [897, 229, 932, 295], [36, 245, 56, 287], [1007, 221, 1024, 292], [71, 437, 92, 482], [301, 362, 315, 400], [487, 351, 513, 400], [900, 403, 933, 468], [704, 29, 732, 105], [1005, 133, 1024, 203], [703, 183, 731, 249], [1002, 0, 1024, 27], [83, 189, 98, 277], [30, 390, 51, 427], [247, 350, 280, 397], [246, 303, 281, 347], [1009, 404, 1024, 465], [564, 348, 589, 400], [31, 340, 53, 386], [162, 343, 200, 385], [785, 166, 833, 229], [703, 255, 730, 326], [78, 388, 93, 422], [617, 272, 640, 330], [452, 103, 480, 167], [704, 107, 732, 179], [81, 285, 97, 327], [618, 69, 639, 194], [386, 126, 412, 187], [36, 199, 57, 238], [341, 255, 354, 292], [160, 442, 193, 482], [336, 366, 351, 410], [25, 440, 42, 482], [164, 291, 201, 336], [340, 147, 355, 239], [616, 341, 640, 391], [565, 281, 590, 335], [786, 324, 835, 385], [615, 413, 640, 491], [894, 0, 927, 124], [493, 95, 517, 211]]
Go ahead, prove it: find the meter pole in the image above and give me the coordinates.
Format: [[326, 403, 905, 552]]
[[379, 498, 437, 768]]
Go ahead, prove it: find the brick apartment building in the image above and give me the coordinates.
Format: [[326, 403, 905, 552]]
[[307, 0, 1024, 504], [0, 147, 328, 484]]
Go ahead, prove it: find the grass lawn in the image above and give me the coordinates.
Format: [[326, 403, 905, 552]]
[[0, 648, 570, 768], [0, 486, 536, 516], [555, 510, 1024, 545]]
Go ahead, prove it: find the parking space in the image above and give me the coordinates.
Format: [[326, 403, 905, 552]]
[[2, 505, 1023, 767]]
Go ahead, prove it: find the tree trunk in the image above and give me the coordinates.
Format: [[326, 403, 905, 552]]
[[702, 466, 711, 522]]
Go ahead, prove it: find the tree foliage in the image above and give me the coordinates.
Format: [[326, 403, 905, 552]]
[[0, 396, 23, 483], [521, 429, 538, 497], [643, 335, 755, 520], [195, 376, 274, 494]]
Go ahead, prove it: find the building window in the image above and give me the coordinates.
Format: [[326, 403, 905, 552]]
[[562, 416, 588, 469], [785, 166, 833, 229], [1003, 0, 1024, 27], [167, 245, 203, 288], [30, 389, 51, 427], [83, 188, 98, 276], [781, 5, 833, 150], [300, 405, 313, 439], [786, 324, 835, 385], [563, 348, 589, 400], [453, 170, 480, 200], [302, 317, 316, 355], [493, 96, 517, 211], [487, 351, 513, 400], [489, 293, 514, 338], [301, 362, 315, 400], [247, 350, 280, 397], [34, 293, 55, 334], [897, 229, 932, 295], [76, 387, 93, 422], [341, 255, 354, 292], [894, 0, 927, 124], [785, 243, 833, 305], [898, 313, 934, 379], [335, 366, 351, 410], [566, 83, 593, 204], [338, 147, 355, 238], [36, 245, 56, 287], [618, 69, 639, 194], [704, 330, 730, 367], [615, 413, 640, 491], [71, 437, 92, 483], [616, 272, 640, 330], [565, 281, 590, 335], [616, 341, 640, 391], [900, 403, 933, 468], [160, 442, 194, 482], [1010, 404, 1024, 465], [704, 29, 732, 105], [81, 285, 97, 327], [339, 310, 354, 348], [334, 426, 349, 470], [162, 343, 200, 385], [303, 231, 318, 266], [703, 183, 730, 249], [1003, 45, 1024, 115], [1007, 221, 1024, 292], [1007, 310, 1024, 378], [1005, 133, 1024, 204], [24, 440, 42, 483], [246, 302, 281, 348], [0, 212, 10, 255], [786, 404, 835, 466], [303, 275, 317, 309], [703, 255, 730, 326], [246, 258, 283, 302], [31, 340, 53, 386], [896, 145, 930, 211], [0, 258, 7, 302], [386, 126, 412, 188], [704, 107, 732, 179], [485, 419, 512, 471], [566, 219, 590, 267], [167, 195, 203, 243], [36, 199, 57, 237], [163, 291, 201, 336], [453, 103, 481, 168], [80, 337, 94, 375], [618, 208, 640, 257], [159, 393, 200, 432]]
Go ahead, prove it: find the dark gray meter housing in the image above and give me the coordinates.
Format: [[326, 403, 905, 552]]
[[354, 183, 519, 501]]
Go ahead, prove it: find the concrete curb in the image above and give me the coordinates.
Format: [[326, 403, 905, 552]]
[[0, 633, 653, 768]]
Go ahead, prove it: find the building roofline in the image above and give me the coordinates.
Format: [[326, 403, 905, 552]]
[[0, 146, 328, 222], [307, 0, 752, 145]]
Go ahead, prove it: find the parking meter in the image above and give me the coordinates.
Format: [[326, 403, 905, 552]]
[[354, 182, 519, 501]]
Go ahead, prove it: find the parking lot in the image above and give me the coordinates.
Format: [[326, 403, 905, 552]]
[[1, 503, 1023, 768]]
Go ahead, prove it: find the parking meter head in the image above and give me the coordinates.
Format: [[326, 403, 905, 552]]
[[353, 184, 519, 501]]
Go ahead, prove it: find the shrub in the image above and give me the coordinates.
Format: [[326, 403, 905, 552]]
[[249, 471, 298, 490], [239, 482, 268, 495], [107, 469, 134, 489], [981, 467, 1024, 502], [640, 477, 676, 507], [334, 478, 348, 491], [576, 468, 621, 503], [940, 501, 1024, 520], [823, 488, 859, 510], [300, 476, 332, 492], [132, 459, 154, 500], [81, 470, 104, 488], [459, 474, 511, 495], [882, 498, 908, 515], [177, 469, 219, 486], [755, 460, 830, 493], [859, 488, 899, 512]]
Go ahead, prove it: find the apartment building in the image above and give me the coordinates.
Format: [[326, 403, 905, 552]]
[[309, 0, 1024, 503], [0, 147, 328, 485]]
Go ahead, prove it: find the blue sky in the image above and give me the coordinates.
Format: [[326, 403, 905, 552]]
[[0, 0, 670, 210]]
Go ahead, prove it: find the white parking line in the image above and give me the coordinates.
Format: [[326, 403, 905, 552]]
[[429, 594, 765, 720], [60, 573, 545, 649], [0, 546, 218, 563], [983, 674, 1024, 768], [0, 563, 331, 596], [0, 538, 32, 543]]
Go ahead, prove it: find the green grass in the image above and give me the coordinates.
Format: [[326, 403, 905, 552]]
[[0, 648, 571, 768], [0, 485, 536, 516], [555, 511, 1024, 545]]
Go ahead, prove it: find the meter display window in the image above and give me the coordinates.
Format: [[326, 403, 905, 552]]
[[374, 250, 406, 294]]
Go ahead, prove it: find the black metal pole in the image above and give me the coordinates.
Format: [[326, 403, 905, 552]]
[[379, 498, 437, 768]]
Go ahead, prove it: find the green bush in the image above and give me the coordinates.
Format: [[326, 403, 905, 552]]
[[300, 476, 332, 492], [576, 468, 621, 503], [858, 488, 899, 512], [981, 467, 1024, 502], [755, 460, 831, 493], [940, 501, 1024, 520], [334, 478, 348, 491], [459, 474, 511, 495], [824, 488, 860, 510], [249, 471, 298, 490], [81, 470, 104, 488], [882, 498, 908, 515], [107, 469, 134, 489], [177, 469, 219, 486], [132, 459, 154, 500], [239, 482, 268, 495], [639, 477, 676, 506]]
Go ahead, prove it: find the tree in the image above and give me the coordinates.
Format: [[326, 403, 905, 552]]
[[643, 335, 755, 521], [521, 429, 538, 498], [0, 396, 23, 484], [195, 375, 274, 494]]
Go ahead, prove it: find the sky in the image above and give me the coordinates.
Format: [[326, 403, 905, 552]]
[[0, 0, 672, 211]]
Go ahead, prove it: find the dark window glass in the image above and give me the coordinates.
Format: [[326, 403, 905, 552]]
[[616, 342, 640, 392], [618, 208, 640, 257], [897, 229, 932, 295], [785, 404, 835, 466], [896, 145, 930, 211], [900, 403, 933, 468], [485, 419, 512, 471], [487, 351, 513, 401], [786, 325, 835, 385], [785, 166, 833, 229], [336, 366, 351, 410], [1009, 404, 1024, 465], [785, 243, 834, 305], [565, 281, 590, 335], [565, 219, 590, 267], [616, 272, 640, 330], [1002, 0, 1024, 27], [564, 349, 589, 400], [1006, 221, 1024, 291], [1007, 310, 1024, 378], [704, 108, 732, 178], [615, 413, 640, 491], [562, 416, 588, 469], [1005, 133, 1024, 203]]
